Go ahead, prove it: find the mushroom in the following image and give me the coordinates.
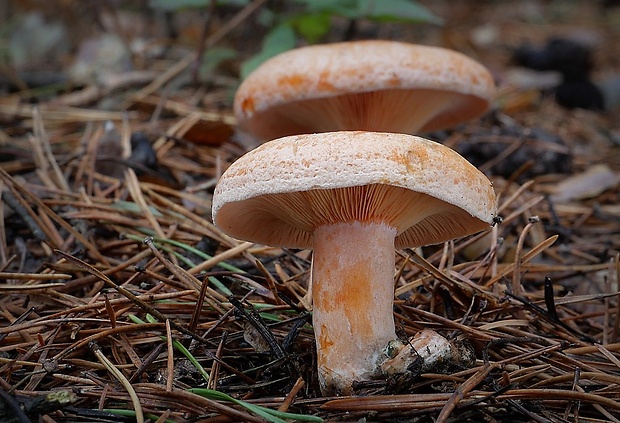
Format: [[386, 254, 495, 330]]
[[212, 131, 497, 395], [234, 40, 495, 141]]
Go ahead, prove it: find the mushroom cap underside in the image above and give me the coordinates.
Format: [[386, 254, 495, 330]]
[[212, 131, 497, 250]]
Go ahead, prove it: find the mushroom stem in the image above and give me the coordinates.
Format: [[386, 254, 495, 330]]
[[312, 220, 398, 395]]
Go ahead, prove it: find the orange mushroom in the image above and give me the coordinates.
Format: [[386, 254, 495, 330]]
[[212, 131, 496, 395], [234, 41, 495, 141]]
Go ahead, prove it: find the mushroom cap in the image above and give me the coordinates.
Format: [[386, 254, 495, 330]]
[[212, 131, 496, 249], [234, 40, 496, 141]]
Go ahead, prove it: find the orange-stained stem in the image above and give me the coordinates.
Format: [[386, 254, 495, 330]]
[[312, 221, 398, 395]]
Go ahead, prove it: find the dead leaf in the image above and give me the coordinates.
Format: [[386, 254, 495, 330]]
[[550, 164, 620, 203]]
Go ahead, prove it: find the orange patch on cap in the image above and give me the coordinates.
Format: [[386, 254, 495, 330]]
[[317, 70, 336, 92], [279, 74, 307, 88], [240, 96, 255, 114]]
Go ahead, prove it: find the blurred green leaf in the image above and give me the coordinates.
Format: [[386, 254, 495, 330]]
[[292, 0, 358, 17], [359, 0, 442, 24], [257, 8, 277, 27], [152, 0, 441, 80], [200, 47, 238, 75], [240, 23, 296, 79], [290, 13, 332, 44], [150, 0, 210, 10], [291, 0, 441, 23], [150, 0, 248, 10]]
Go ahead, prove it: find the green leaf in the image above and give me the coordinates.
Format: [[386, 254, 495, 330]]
[[200, 47, 238, 76], [150, 0, 248, 10], [358, 0, 443, 24], [292, 0, 358, 17], [290, 13, 332, 44], [292, 0, 440, 23], [127, 314, 146, 325], [240, 23, 296, 79], [257, 8, 277, 27], [150, 0, 211, 10]]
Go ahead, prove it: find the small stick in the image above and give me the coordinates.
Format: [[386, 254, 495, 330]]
[[277, 377, 305, 413], [543, 277, 559, 320], [208, 331, 227, 390], [436, 363, 496, 423], [129, 343, 166, 383], [512, 216, 540, 298], [253, 258, 285, 305], [166, 320, 174, 392], [125, 169, 166, 240], [189, 241, 254, 275], [0, 272, 71, 280]]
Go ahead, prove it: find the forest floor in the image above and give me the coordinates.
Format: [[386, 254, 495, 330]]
[[0, 1, 619, 422]]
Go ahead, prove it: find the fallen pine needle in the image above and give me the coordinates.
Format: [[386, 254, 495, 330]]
[[90, 340, 144, 423]]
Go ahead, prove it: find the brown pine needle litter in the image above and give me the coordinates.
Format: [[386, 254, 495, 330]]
[[1, 1, 620, 422]]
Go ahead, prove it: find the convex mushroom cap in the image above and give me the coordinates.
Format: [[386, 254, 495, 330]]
[[212, 131, 496, 249], [234, 40, 496, 141], [212, 131, 497, 395]]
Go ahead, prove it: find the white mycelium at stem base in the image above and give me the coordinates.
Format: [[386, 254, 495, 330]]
[[312, 221, 397, 394]]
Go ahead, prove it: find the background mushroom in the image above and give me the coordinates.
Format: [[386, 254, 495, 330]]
[[212, 131, 497, 395], [234, 40, 495, 141]]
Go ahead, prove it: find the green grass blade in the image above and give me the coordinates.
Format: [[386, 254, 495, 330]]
[[189, 388, 323, 422], [131, 314, 210, 382]]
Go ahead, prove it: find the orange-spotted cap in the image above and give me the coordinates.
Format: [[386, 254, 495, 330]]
[[234, 41, 495, 141], [212, 131, 496, 249]]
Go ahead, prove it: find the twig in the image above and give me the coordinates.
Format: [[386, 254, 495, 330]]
[[124, 169, 166, 240], [543, 276, 559, 320], [483, 234, 558, 287], [278, 377, 305, 413], [208, 331, 227, 390], [436, 363, 496, 423], [512, 216, 540, 297], [189, 241, 254, 275], [0, 272, 70, 280], [165, 319, 174, 392]]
